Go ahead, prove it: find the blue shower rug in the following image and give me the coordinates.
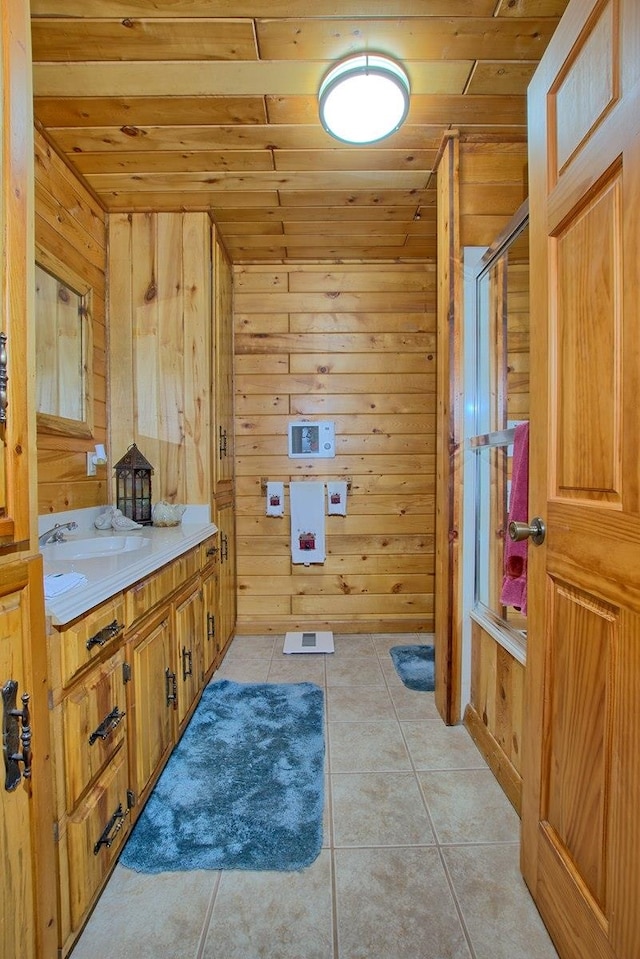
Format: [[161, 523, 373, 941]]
[[120, 679, 325, 873], [389, 644, 435, 692]]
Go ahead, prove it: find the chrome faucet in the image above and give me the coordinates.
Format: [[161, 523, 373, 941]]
[[38, 521, 78, 547]]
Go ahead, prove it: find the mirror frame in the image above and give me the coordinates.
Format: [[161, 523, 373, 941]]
[[35, 245, 94, 439]]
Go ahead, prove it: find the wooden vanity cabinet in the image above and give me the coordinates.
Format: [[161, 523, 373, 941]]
[[48, 594, 131, 954], [48, 539, 224, 954]]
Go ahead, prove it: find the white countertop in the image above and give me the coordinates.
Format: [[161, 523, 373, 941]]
[[42, 521, 217, 626]]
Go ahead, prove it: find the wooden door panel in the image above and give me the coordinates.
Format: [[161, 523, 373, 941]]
[[544, 581, 614, 909], [554, 173, 622, 501], [552, 0, 618, 178]]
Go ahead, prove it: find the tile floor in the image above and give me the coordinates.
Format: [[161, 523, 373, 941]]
[[71, 633, 559, 959]]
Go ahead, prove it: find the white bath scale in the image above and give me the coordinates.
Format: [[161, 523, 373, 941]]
[[283, 630, 335, 654]]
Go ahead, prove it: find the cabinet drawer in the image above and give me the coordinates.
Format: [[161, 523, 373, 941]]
[[65, 745, 130, 932], [200, 533, 219, 569], [125, 548, 199, 626], [51, 595, 126, 690], [62, 649, 127, 813]]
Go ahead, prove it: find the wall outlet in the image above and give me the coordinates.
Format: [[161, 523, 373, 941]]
[[86, 451, 97, 476]]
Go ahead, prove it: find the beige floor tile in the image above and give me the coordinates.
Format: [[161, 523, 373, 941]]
[[267, 655, 327, 685], [401, 720, 487, 770], [326, 685, 396, 721], [202, 849, 334, 959], [221, 634, 278, 661], [378, 661, 407, 687], [332, 772, 436, 847], [334, 846, 472, 959], [443, 844, 559, 959], [70, 865, 215, 959], [388, 685, 440, 720], [332, 635, 376, 655], [326, 656, 385, 686], [328, 720, 411, 772], [418, 769, 521, 844], [213, 661, 271, 683]]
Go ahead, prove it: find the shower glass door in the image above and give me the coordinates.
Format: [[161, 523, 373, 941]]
[[463, 205, 529, 664]]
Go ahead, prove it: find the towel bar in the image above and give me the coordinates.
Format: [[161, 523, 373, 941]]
[[260, 477, 352, 493]]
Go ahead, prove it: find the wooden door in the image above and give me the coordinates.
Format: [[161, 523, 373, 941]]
[[522, 1, 640, 957], [0, 0, 32, 548], [0, 558, 57, 959]]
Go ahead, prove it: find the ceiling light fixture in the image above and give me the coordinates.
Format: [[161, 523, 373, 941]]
[[318, 53, 410, 145]]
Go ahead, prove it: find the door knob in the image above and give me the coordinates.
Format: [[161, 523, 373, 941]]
[[508, 517, 546, 545]]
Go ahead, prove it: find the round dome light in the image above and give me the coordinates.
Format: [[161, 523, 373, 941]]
[[318, 54, 410, 145]]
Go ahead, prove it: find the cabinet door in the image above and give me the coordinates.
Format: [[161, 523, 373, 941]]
[[0, 558, 57, 959], [212, 232, 234, 491], [214, 496, 237, 654], [126, 610, 174, 806], [201, 564, 219, 675], [0, 0, 32, 546], [174, 582, 203, 729]]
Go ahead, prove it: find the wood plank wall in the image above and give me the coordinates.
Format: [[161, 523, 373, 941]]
[[108, 211, 212, 506], [35, 128, 108, 515], [233, 262, 435, 635]]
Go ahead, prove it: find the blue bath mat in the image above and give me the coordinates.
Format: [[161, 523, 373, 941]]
[[389, 645, 435, 692], [120, 679, 325, 873]]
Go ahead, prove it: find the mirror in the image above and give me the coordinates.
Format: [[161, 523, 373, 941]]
[[35, 252, 93, 438]]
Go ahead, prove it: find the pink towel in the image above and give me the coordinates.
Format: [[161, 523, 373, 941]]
[[500, 422, 529, 615]]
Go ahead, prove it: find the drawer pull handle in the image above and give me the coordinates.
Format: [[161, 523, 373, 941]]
[[207, 612, 215, 642], [0, 332, 8, 428], [86, 619, 124, 651], [2, 681, 31, 791], [89, 706, 125, 746], [182, 646, 193, 681], [206, 546, 219, 557], [93, 802, 129, 855], [221, 532, 228, 562], [165, 668, 177, 708]]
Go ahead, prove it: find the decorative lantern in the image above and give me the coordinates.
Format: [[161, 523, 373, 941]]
[[114, 443, 154, 526]]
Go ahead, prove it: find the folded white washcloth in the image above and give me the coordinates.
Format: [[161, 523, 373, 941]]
[[44, 572, 88, 599]]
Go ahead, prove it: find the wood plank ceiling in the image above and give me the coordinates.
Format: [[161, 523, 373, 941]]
[[30, 1, 569, 263]]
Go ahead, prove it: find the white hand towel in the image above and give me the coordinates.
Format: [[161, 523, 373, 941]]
[[290, 481, 326, 565], [327, 481, 347, 516], [266, 481, 285, 517], [44, 571, 88, 598]]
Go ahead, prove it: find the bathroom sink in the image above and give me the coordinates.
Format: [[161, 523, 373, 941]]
[[43, 535, 151, 561]]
